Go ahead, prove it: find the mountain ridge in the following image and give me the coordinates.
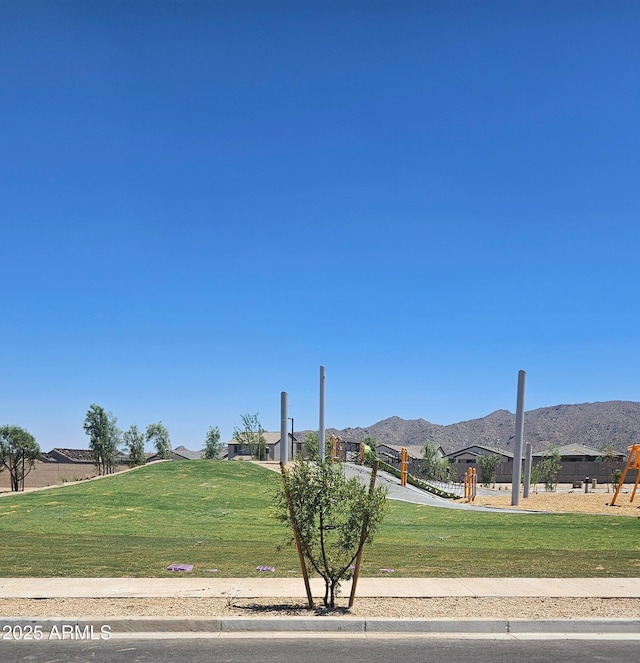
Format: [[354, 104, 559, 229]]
[[313, 400, 640, 455]]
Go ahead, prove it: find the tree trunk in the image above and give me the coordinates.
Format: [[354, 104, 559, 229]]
[[323, 579, 338, 608]]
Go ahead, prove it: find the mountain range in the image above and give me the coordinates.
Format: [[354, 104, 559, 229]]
[[319, 401, 640, 456]]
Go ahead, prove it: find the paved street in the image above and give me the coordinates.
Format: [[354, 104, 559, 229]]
[[2, 638, 640, 663]]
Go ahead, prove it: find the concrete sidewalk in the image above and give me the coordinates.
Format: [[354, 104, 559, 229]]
[[2, 578, 640, 638], [2, 577, 640, 599]]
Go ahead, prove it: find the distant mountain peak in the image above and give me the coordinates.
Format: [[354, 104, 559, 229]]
[[326, 401, 640, 455]]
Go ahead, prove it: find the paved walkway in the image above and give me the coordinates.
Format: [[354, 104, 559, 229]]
[[342, 464, 535, 512], [2, 577, 640, 599]]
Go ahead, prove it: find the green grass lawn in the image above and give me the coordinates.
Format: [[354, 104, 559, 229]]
[[0, 461, 638, 577]]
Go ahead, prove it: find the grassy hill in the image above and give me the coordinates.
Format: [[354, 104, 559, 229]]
[[0, 461, 638, 577]]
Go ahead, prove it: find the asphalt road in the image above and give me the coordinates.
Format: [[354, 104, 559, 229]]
[[1, 638, 638, 663]]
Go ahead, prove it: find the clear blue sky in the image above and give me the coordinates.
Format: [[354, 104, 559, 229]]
[[2, 1, 639, 451]]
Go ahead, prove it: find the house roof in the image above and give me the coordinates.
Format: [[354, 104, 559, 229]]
[[532, 443, 621, 458], [172, 445, 204, 460], [226, 432, 297, 446], [377, 443, 433, 460], [47, 448, 95, 463], [446, 445, 514, 460]]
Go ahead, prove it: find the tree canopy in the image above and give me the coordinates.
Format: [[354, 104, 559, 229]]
[[146, 422, 171, 459], [538, 445, 562, 492], [421, 442, 452, 482], [83, 404, 121, 475], [0, 425, 41, 492], [204, 426, 223, 460], [124, 424, 146, 466], [232, 413, 266, 460], [477, 453, 500, 487]]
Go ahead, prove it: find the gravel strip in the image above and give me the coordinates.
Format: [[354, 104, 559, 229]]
[[473, 490, 640, 516], [1, 597, 639, 619]]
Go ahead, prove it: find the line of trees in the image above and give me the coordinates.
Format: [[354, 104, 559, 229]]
[[1, 406, 225, 491], [82, 404, 225, 473], [83, 404, 173, 474]]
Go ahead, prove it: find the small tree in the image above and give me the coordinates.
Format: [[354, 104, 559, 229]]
[[204, 426, 223, 460], [232, 413, 266, 460], [598, 444, 619, 492], [276, 457, 387, 608], [421, 442, 451, 482], [0, 425, 41, 491], [537, 446, 561, 492], [302, 432, 319, 459], [83, 404, 121, 475], [477, 453, 500, 487], [529, 463, 541, 494], [146, 422, 171, 459], [124, 425, 146, 466]]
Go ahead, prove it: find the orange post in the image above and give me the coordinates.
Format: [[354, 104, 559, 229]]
[[463, 468, 477, 502], [611, 444, 640, 506], [359, 442, 365, 464], [471, 467, 477, 502], [400, 447, 408, 487]]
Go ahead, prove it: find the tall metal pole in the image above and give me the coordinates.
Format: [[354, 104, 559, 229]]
[[319, 366, 326, 460], [511, 370, 527, 506], [523, 442, 532, 499], [280, 392, 289, 464]]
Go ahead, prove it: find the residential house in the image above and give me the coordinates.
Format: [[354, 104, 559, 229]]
[[0, 447, 115, 491], [226, 432, 298, 460], [533, 443, 625, 484], [445, 445, 514, 483]]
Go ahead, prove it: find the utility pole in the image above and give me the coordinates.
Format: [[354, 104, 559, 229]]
[[511, 370, 527, 506], [319, 366, 326, 460], [280, 392, 288, 464]]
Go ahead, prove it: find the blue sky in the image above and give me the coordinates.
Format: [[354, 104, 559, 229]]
[[1, 0, 639, 451]]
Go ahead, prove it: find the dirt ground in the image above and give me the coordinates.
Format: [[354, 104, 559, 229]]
[[471, 486, 640, 516], [1, 596, 639, 619]]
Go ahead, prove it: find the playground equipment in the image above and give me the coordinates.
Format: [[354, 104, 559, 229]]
[[610, 444, 640, 506], [400, 447, 408, 486], [463, 467, 477, 502], [329, 434, 342, 463]]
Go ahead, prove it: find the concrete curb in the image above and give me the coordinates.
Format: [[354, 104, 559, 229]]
[[2, 617, 640, 636]]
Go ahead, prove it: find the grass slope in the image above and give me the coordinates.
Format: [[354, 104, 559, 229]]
[[0, 461, 638, 577]]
